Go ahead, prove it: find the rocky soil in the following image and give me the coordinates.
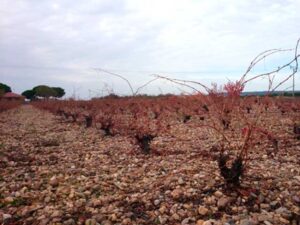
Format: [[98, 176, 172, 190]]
[[0, 105, 299, 225]]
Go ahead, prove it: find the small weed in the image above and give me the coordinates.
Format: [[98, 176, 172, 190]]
[[95, 191, 101, 198], [153, 217, 160, 224], [10, 197, 27, 207], [0, 202, 6, 208], [91, 186, 102, 198]]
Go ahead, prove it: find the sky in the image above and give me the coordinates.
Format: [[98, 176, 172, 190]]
[[0, 0, 300, 98]]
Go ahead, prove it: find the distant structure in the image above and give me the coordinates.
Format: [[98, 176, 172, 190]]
[[1, 92, 25, 101]]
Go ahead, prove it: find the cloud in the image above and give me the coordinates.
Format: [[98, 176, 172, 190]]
[[0, 0, 299, 98]]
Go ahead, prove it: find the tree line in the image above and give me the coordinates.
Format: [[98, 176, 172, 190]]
[[0, 83, 65, 100]]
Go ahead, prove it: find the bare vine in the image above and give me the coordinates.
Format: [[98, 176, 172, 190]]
[[94, 68, 159, 96], [153, 38, 300, 186]]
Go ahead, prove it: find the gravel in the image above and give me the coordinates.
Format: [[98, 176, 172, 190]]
[[0, 105, 299, 224]]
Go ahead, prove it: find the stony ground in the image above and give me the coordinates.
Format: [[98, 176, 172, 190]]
[[0, 105, 299, 225]]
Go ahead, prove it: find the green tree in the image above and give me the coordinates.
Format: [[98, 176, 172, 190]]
[[33, 85, 56, 98], [22, 90, 36, 100], [0, 83, 12, 93], [52, 87, 65, 98]]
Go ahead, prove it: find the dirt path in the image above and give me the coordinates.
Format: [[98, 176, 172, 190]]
[[0, 105, 299, 225]]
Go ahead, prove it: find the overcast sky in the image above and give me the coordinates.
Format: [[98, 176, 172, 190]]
[[1, 0, 299, 98]]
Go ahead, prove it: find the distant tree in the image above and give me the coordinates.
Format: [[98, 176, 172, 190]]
[[0, 83, 12, 93], [22, 90, 36, 100], [104, 93, 120, 99], [52, 87, 65, 98], [33, 85, 57, 98]]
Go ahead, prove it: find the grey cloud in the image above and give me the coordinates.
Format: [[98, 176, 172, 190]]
[[0, 0, 299, 98]]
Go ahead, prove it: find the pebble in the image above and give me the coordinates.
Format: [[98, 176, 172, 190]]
[[39, 218, 50, 225], [51, 210, 63, 218], [171, 213, 180, 220], [292, 195, 300, 203], [260, 203, 270, 209], [64, 218, 76, 225], [279, 217, 290, 224], [258, 194, 265, 203], [154, 199, 160, 206], [101, 220, 112, 225], [217, 197, 230, 208], [171, 189, 182, 200], [205, 196, 216, 205], [121, 218, 131, 225], [178, 177, 184, 185], [197, 220, 205, 225], [20, 186, 28, 193], [181, 217, 193, 225], [159, 216, 167, 224], [92, 199, 102, 207], [240, 219, 255, 225], [183, 203, 192, 209], [159, 205, 167, 214], [198, 206, 209, 216], [4, 197, 14, 202], [85, 219, 98, 225], [3, 214, 12, 220], [110, 214, 117, 222], [257, 214, 272, 222], [122, 218, 131, 225], [49, 176, 59, 187], [270, 201, 279, 208], [294, 176, 300, 182], [214, 191, 223, 198], [203, 220, 215, 225], [37, 215, 46, 221], [44, 196, 51, 203], [275, 207, 291, 217]]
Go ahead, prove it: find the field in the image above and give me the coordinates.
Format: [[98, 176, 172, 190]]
[[0, 96, 300, 225]]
